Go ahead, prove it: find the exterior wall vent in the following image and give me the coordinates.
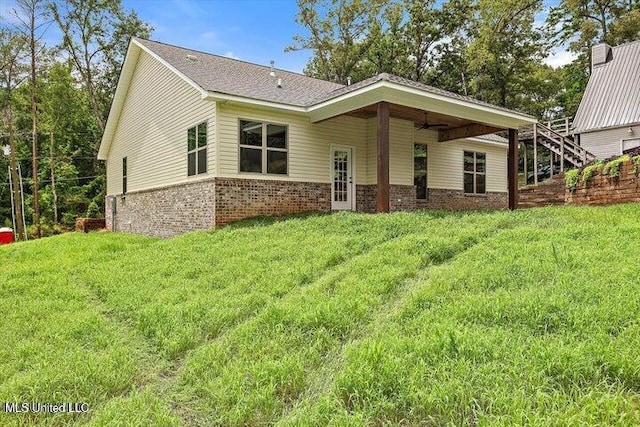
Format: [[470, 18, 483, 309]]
[[592, 43, 612, 68]]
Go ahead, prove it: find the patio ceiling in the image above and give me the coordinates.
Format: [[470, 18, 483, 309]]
[[344, 103, 503, 142]]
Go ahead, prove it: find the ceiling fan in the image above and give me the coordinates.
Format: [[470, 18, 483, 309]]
[[415, 112, 448, 130]]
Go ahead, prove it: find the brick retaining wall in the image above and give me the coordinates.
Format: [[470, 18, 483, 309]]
[[518, 175, 566, 208], [566, 161, 640, 205]]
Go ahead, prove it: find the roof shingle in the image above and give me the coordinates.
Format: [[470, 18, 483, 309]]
[[134, 38, 533, 120], [135, 38, 343, 107]]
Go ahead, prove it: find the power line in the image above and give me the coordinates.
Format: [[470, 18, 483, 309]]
[[0, 174, 102, 187], [5, 155, 99, 161]]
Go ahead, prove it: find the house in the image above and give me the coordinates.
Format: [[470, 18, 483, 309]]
[[98, 38, 536, 238], [572, 40, 640, 159]]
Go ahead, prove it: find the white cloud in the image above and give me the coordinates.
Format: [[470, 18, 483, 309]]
[[224, 51, 240, 60], [544, 49, 578, 69]]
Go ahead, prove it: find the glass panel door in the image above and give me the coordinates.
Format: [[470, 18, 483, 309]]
[[331, 147, 353, 210]]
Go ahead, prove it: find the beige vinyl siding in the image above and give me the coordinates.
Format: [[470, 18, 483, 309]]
[[415, 129, 507, 192], [579, 124, 640, 159], [364, 117, 414, 185], [106, 51, 216, 195], [217, 104, 368, 183], [218, 107, 505, 191]]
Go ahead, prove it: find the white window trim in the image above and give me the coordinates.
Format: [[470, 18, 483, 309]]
[[187, 121, 208, 177], [238, 119, 289, 175], [463, 150, 487, 195]]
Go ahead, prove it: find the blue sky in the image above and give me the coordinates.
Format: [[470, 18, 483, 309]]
[[1, 0, 574, 73], [121, 0, 312, 72]]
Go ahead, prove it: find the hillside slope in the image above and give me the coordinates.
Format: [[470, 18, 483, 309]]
[[1, 206, 640, 426]]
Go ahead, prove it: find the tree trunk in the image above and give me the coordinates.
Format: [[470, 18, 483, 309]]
[[50, 130, 58, 224], [29, 4, 41, 238], [4, 107, 26, 240]]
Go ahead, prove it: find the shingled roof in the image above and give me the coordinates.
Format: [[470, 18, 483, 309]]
[[134, 38, 533, 119], [573, 40, 640, 134], [135, 38, 343, 107]]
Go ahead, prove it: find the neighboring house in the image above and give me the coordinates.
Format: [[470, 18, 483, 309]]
[[572, 40, 640, 159], [98, 38, 535, 237]]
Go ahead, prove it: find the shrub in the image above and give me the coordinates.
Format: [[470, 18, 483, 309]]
[[633, 155, 640, 176], [602, 154, 630, 179], [565, 169, 580, 192], [581, 160, 603, 184], [86, 201, 101, 218]]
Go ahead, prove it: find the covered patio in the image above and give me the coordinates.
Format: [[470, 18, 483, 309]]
[[307, 73, 537, 212]]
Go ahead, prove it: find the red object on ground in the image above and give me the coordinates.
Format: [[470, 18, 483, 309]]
[[0, 228, 15, 244]]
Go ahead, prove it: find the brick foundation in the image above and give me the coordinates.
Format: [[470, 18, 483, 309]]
[[214, 178, 331, 227], [419, 189, 508, 210], [105, 179, 216, 238], [356, 185, 417, 213], [105, 178, 508, 238]]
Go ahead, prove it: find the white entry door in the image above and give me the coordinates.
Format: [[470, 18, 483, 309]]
[[331, 146, 354, 210]]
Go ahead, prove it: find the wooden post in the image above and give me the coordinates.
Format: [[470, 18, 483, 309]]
[[508, 128, 518, 210], [523, 143, 528, 187], [550, 150, 554, 177], [560, 141, 565, 172], [533, 123, 538, 185], [377, 101, 390, 213]]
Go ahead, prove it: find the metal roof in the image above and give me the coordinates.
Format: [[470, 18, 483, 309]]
[[572, 40, 640, 134]]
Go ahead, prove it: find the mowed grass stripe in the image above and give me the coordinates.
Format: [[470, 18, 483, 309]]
[[0, 212, 443, 424], [281, 206, 640, 425], [1, 205, 640, 426], [79, 213, 433, 361], [0, 234, 167, 427], [172, 212, 516, 426]]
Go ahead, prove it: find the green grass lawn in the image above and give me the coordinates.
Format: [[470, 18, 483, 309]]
[[1, 205, 640, 426]]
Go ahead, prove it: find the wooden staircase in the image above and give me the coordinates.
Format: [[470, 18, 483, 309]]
[[519, 122, 596, 169], [518, 174, 566, 208]]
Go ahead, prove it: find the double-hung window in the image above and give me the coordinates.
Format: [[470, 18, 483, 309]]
[[463, 151, 486, 194], [188, 122, 207, 176], [122, 157, 127, 194], [239, 120, 288, 175]]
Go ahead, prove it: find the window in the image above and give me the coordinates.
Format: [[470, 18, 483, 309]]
[[239, 120, 288, 174], [188, 122, 207, 176], [414, 144, 428, 199], [464, 151, 486, 194], [122, 157, 127, 194]]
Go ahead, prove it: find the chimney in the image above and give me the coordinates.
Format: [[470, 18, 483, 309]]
[[592, 43, 613, 68]]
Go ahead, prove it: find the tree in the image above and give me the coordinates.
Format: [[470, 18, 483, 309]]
[[546, 0, 640, 117], [0, 29, 28, 240], [288, 0, 385, 84], [402, 0, 472, 83], [548, 0, 640, 54], [50, 0, 152, 133], [465, 0, 548, 109], [13, 0, 49, 238]]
